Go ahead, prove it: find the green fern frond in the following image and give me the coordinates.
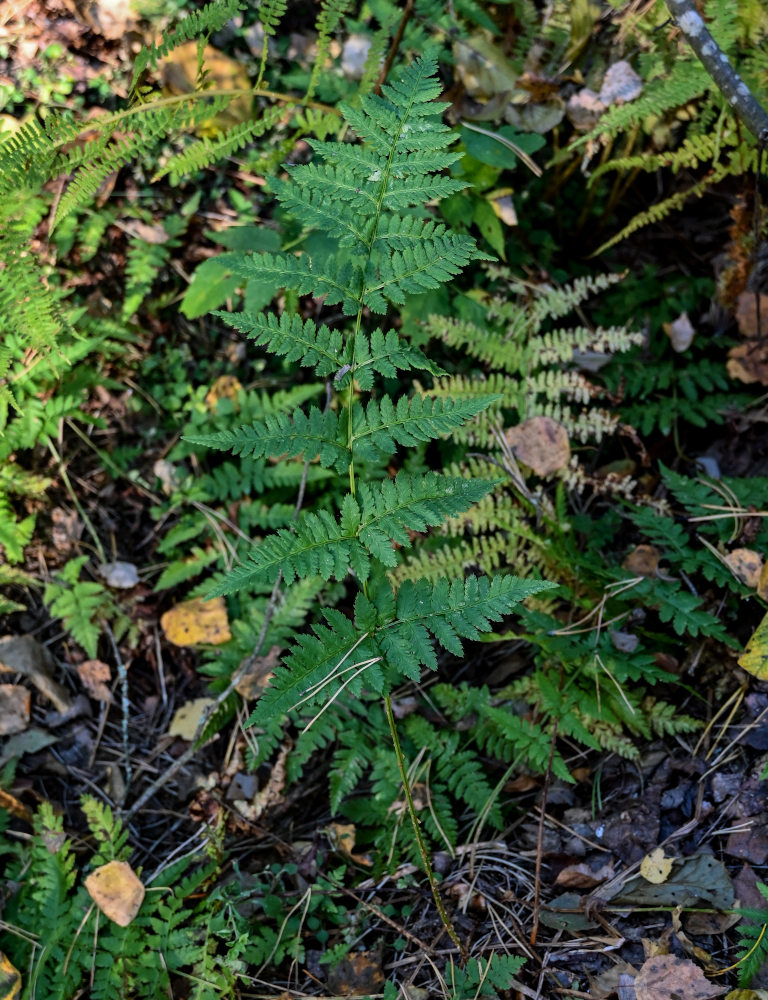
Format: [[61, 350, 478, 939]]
[[306, 0, 353, 102], [156, 108, 283, 184], [131, 0, 244, 88]]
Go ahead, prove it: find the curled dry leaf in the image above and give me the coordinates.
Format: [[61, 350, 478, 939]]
[[555, 861, 614, 889], [77, 660, 112, 702], [727, 342, 768, 386], [235, 645, 281, 699], [505, 416, 570, 476], [85, 861, 145, 927], [724, 548, 764, 588], [735, 291, 768, 338], [0, 684, 30, 736], [633, 954, 725, 1000], [0, 635, 73, 714], [161, 597, 232, 647]]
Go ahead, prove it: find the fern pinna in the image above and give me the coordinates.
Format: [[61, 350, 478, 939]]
[[189, 55, 555, 723]]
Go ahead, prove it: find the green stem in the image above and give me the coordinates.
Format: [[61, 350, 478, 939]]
[[46, 437, 106, 564], [384, 692, 468, 962]]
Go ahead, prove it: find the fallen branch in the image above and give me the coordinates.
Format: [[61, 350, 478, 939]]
[[662, 0, 768, 143]]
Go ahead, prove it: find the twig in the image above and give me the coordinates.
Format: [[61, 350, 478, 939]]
[[105, 622, 132, 796], [384, 692, 468, 963], [530, 720, 557, 947], [662, 0, 768, 143], [374, 0, 414, 96]]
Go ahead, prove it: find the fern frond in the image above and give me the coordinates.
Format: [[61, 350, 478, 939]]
[[222, 250, 363, 314], [185, 406, 347, 471], [306, 0, 353, 103], [156, 108, 284, 184], [131, 0, 244, 88], [351, 393, 500, 460]]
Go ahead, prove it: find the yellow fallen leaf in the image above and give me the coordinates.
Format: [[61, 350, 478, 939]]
[[0, 950, 21, 1000], [738, 611, 768, 680], [725, 548, 764, 588], [161, 42, 252, 135], [757, 561, 768, 601], [85, 861, 145, 927], [205, 375, 242, 411], [161, 597, 231, 647], [640, 847, 674, 885], [327, 822, 373, 866], [168, 697, 216, 740], [725, 990, 768, 999]]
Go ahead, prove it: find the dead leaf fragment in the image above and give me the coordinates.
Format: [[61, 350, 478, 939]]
[[326, 947, 385, 997], [161, 597, 232, 646], [505, 416, 570, 476], [724, 548, 764, 588], [555, 861, 614, 889], [168, 697, 216, 740], [0, 951, 21, 1000], [0, 685, 30, 736], [640, 847, 674, 885], [234, 645, 280, 700], [758, 562, 768, 601], [664, 311, 696, 352], [736, 292, 768, 339], [634, 954, 725, 1000], [738, 611, 768, 680], [623, 545, 660, 577], [727, 341, 768, 386], [0, 635, 73, 714], [97, 561, 139, 589], [205, 375, 242, 410], [600, 60, 643, 105], [77, 660, 112, 703], [328, 822, 373, 867], [85, 861, 145, 927]]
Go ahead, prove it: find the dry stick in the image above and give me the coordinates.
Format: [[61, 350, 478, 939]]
[[661, 0, 768, 143], [530, 720, 558, 948], [373, 0, 414, 96], [383, 692, 469, 964]]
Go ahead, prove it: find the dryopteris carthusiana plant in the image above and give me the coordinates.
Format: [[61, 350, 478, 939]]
[[187, 53, 556, 946]]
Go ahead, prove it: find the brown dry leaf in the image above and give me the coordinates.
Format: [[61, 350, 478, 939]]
[[328, 822, 373, 867], [0, 788, 33, 824], [664, 312, 696, 353], [0, 950, 21, 1000], [505, 416, 570, 476], [735, 292, 768, 338], [205, 375, 242, 410], [724, 549, 764, 588], [168, 698, 216, 740], [0, 685, 30, 736], [161, 597, 232, 646], [556, 861, 614, 889], [634, 955, 725, 1000], [0, 635, 73, 713], [77, 660, 112, 703], [640, 848, 674, 885], [672, 906, 717, 972], [235, 645, 281, 699], [326, 948, 385, 997], [623, 545, 660, 577], [85, 861, 145, 927], [727, 342, 768, 386], [74, 0, 136, 38]]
